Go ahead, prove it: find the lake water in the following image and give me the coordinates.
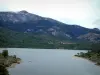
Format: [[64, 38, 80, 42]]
[[1, 48, 100, 75]]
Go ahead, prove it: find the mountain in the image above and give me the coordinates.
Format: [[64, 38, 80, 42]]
[[77, 33, 100, 42], [0, 27, 92, 49], [0, 10, 100, 48]]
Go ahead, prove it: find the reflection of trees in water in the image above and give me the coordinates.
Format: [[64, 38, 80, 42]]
[[0, 65, 9, 75]]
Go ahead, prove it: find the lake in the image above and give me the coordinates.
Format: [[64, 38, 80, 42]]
[[1, 48, 100, 75]]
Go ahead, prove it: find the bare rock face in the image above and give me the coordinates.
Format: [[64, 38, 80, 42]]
[[77, 33, 100, 42], [0, 10, 43, 23]]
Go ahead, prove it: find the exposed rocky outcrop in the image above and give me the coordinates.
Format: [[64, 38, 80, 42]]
[[77, 33, 100, 43]]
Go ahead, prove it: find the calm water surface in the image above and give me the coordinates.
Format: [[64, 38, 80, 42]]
[[1, 48, 100, 75]]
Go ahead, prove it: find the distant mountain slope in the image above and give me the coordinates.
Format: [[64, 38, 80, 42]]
[[0, 27, 92, 49], [77, 33, 100, 43], [0, 10, 100, 43]]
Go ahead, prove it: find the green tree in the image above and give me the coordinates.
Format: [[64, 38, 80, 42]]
[[2, 50, 8, 58], [13, 55, 16, 59], [91, 43, 100, 53]]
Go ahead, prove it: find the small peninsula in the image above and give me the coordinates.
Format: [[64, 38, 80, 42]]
[[0, 50, 21, 75], [75, 43, 100, 65]]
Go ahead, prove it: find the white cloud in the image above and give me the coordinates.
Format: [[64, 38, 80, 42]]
[[0, 0, 100, 28]]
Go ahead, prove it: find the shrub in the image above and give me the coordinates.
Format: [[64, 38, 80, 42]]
[[2, 50, 8, 58]]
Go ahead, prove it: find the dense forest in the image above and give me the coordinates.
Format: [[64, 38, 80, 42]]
[[0, 27, 92, 49]]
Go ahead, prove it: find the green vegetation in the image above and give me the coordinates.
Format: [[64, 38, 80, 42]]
[[2, 50, 8, 58], [0, 27, 92, 49], [75, 43, 100, 65], [0, 65, 9, 75], [0, 50, 21, 75]]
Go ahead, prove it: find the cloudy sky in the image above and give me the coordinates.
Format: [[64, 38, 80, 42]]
[[0, 0, 100, 28]]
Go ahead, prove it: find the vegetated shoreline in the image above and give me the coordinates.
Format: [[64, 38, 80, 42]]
[[0, 47, 88, 50], [74, 51, 100, 66], [0, 50, 21, 75], [74, 56, 95, 64]]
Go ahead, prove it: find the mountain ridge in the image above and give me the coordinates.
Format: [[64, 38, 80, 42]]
[[0, 10, 100, 43]]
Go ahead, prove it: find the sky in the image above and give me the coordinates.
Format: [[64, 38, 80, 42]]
[[0, 0, 100, 29]]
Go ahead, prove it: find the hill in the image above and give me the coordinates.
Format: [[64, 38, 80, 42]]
[[0, 10, 100, 49]]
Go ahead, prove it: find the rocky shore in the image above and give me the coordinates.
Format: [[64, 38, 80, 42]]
[[0, 50, 21, 75]]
